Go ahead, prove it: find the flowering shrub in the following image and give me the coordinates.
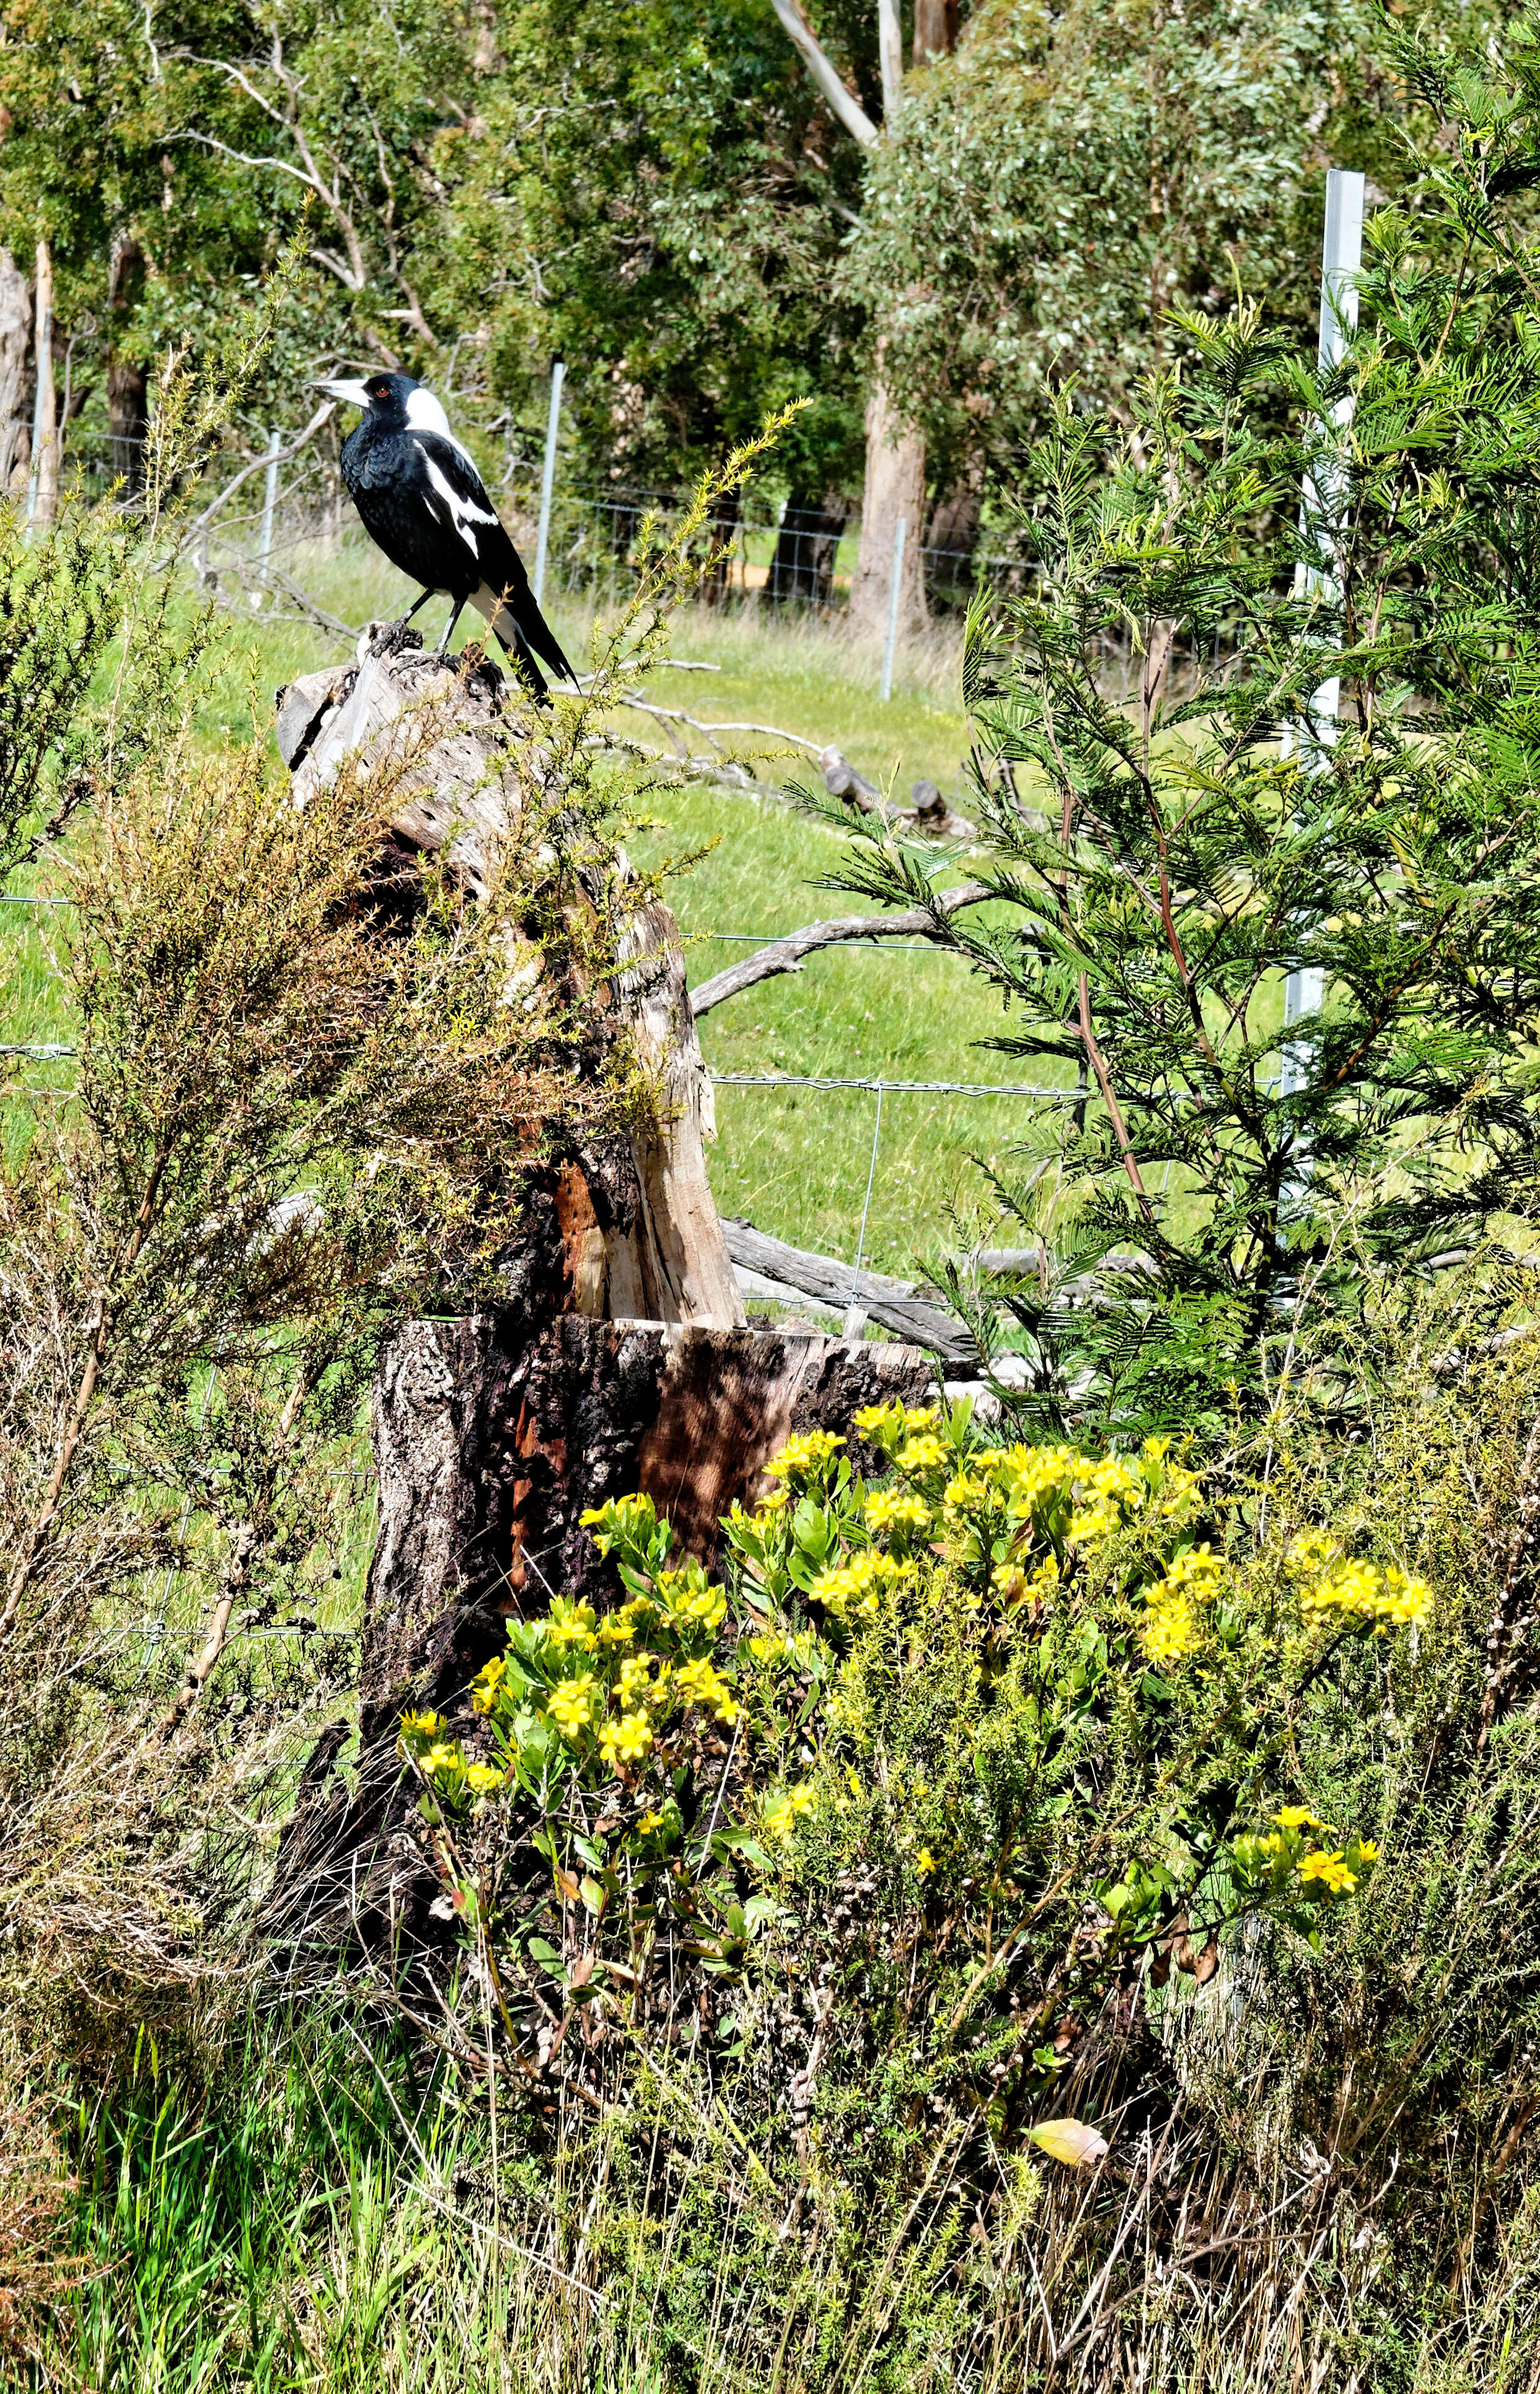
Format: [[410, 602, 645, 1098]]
[[398, 1402, 1425, 2119]]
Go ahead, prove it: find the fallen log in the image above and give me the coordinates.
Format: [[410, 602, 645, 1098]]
[[721, 1218, 977, 1361]]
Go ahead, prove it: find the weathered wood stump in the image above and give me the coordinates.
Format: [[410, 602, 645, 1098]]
[[359, 1313, 935, 1740], [263, 634, 936, 1956]]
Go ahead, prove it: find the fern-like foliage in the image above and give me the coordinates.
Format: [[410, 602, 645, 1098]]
[[817, 20, 1540, 1437]]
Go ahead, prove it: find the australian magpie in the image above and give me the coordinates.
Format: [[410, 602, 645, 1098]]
[[318, 371, 576, 698]]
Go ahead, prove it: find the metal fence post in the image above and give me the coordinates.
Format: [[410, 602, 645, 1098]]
[[258, 428, 281, 586], [533, 359, 565, 608], [880, 516, 907, 702], [1282, 167, 1365, 1104]]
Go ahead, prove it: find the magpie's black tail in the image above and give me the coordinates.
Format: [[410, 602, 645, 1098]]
[[470, 579, 579, 699]]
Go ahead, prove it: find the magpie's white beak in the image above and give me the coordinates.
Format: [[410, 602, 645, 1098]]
[[316, 377, 372, 408]]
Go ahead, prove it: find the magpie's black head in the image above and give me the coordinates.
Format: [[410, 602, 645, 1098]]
[[317, 371, 420, 425]]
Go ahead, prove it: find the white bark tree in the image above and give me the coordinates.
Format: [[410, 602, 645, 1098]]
[[768, 0, 951, 646], [0, 249, 30, 492]]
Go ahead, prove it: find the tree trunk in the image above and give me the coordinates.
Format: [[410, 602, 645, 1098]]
[[277, 633, 744, 1326], [767, 490, 850, 605], [107, 235, 149, 495], [30, 242, 57, 527], [261, 639, 943, 1956], [912, 0, 957, 64], [849, 366, 926, 645], [0, 250, 29, 493], [358, 1313, 935, 1741], [925, 480, 982, 609]]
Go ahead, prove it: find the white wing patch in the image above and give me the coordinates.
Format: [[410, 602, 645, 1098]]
[[405, 385, 482, 475], [416, 443, 499, 561]]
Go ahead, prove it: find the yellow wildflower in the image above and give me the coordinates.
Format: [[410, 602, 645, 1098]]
[[469, 1661, 505, 1715], [943, 1472, 995, 1516], [424, 1742, 462, 1776], [656, 1570, 728, 1635], [765, 1430, 845, 1482], [400, 1709, 446, 1743], [547, 1674, 599, 1736], [1140, 1544, 1223, 1661], [465, 1762, 504, 1797], [866, 1488, 932, 1536], [674, 1656, 739, 1723], [599, 1710, 653, 1769], [763, 1780, 817, 1839], [1273, 1805, 1333, 1833], [916, 1847, 937, 1875], [809, 1547, 910, 1624], [895, 1434, 948, 1477], [1298, 1848, 1358, 1896], [547, 1595, 600, 1653], [1293, 1541, 1433, 1634], [1355, 1839, 1379, 1865]]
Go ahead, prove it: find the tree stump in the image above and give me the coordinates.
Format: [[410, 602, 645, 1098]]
[[265, 635, 936, 1955]]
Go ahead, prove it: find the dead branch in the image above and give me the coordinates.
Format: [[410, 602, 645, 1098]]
[[689, 882, 992, 1017]]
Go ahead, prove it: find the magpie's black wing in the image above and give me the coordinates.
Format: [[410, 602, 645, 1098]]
[[410, 431, 576, 690]]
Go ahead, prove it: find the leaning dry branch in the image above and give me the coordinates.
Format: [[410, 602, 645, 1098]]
[[178, 401, 335, 548], [689, 882, 992, 1017], [723, 1219, 975, 1359], [616, 693, 824, 759]]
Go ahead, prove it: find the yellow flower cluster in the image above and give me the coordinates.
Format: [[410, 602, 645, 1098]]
[[546, 1595, 600, 1653], [548, 1674, 601, 1736], [400, 1731, 504, 1803], [865, 1488, 932, 1536], [674, 1655, 740, 1723], [809, 1548, 912, 1624], [654, 1569, 728, 1636], [1289, 1531, 1433, 1632], [765, 1430, 845, 1483], [616, 1650, 669, 1709], [1251, 1806, 1379, 1899], [1297, 1848, 1361, 1896], [943, 1472, 998, 1519], [763, 1780, 817, 1839], [895, 1434, 948, 1477], [599, 1710, 653, 1769], [469, 1660, 505, 1715], [853, 1401, 937, 1446], [1141, 1542, 1225, 1663]]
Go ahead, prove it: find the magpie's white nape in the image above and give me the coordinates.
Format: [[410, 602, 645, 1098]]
[[316, 371, 576, 700]]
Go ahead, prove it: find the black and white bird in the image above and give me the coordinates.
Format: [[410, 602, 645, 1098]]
[[318, 371, 576, 698]]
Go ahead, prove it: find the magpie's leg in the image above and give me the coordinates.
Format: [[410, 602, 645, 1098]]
[[372, 589, 434, 656], [434, 599, 465, 660]]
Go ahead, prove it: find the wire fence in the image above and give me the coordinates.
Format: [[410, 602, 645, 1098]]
[[44, 421, 1165, 673]]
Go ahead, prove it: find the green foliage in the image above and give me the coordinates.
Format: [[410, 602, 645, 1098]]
[[399, 1401, 1450, 2377], [851, 0, 1371, 485], [822, 19, 1540, 1432], [429, 0, 868, 496]]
